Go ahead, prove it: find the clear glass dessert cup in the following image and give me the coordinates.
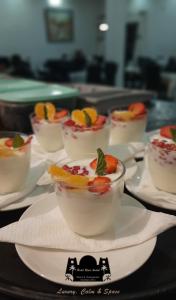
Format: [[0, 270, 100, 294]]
[[146, 142, 176, 194], [62, 121, 110, 159], [109, 106, 147, 145], [0, 131, 31, 194], [30, 113, 68, 152], [51, 158, 125, 237]]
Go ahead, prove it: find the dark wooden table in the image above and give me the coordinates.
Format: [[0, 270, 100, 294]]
[[0, 99, 176, 300]]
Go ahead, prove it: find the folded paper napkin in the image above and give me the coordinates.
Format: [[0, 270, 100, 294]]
[[31, 136, 67, 163], [108, 143, 145, 161], [0, 162, 46, 209], [0, 193, 175, 252], [126, 161, 176, 210]]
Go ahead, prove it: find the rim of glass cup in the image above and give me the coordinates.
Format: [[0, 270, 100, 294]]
[[63, 116, 110, 132], [0, 131, 31, 151], [108, 104, 148, 117], [50, 157, 126, 189], [30, 110, 69, 123]]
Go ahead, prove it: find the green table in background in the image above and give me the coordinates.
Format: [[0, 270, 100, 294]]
[[0, 78, 79, 133], [0, 79, 46, 93]]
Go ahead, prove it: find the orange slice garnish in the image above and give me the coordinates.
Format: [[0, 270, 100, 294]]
[[35, 103, 45, 120], [48, 165, 89, 188], [48, 165, 70, 180], [83, 107, 97, 124], [71, 107, 98, 126], [71, 109, 86, 126], [0, 148, 14, 157], [35, 102, 56, 121], [46, 103, 56, 121], [65, 174, 89, 188]]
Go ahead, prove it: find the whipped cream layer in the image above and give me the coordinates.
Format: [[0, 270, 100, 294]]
[[146, 134, 176, 194], [110, 114, 147, 144], [0, 138, 31, 194], [54, 158, 125, 237]]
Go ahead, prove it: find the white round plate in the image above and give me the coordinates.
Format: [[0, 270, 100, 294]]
[[16, 194, 156, 286], [126, 161, 176, 210]]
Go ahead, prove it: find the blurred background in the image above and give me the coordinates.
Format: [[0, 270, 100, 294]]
[[1, 0, 176, 100]]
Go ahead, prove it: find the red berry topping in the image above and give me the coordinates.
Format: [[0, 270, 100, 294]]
[[5, 138, 13, 148], [152, 139, 176, 151], [160, 125, 176, 139], [88, 176, 111, 194], [128, 102, 146, 116], [64, 119, 75, 127], [63, 165, 71, 172], [90, 155, 118, 174], [63, 164, 89, 176]]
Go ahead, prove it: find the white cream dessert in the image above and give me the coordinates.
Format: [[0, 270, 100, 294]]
[[31, 102, 68, 152], [62, 108, 110, 159], [0, 134, 31, 194], [110, 102, 147, 144], [146, 125, 176, 193], [49, 149, 125, 237]]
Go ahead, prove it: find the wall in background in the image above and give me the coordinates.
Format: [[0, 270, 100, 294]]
[[128, 0, 176, 63], [105, 0, 127, 86], [0, 0, 105, 70]]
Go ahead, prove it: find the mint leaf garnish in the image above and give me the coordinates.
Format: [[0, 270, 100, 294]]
[[44, 106, 48, 120], [171, 128, 176, 142], [13, 134, 25, 148], [96, 148, 106, 175], [83, 110, 92, 127]]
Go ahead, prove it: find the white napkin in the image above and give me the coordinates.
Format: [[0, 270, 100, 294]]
[[0, 193, 175, 252], [108, 143, 145, 160], [31, 136, 67, 163], [126, 161, 176, 210], [0, 162, 46, 209], [1, 185, 51, 212], [32, 136, 68, 186]]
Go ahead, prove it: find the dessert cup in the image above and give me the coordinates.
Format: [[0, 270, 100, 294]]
[[109, 107, 147, 144], [52, 158, 125, 237], [0, 131, 31, 194], [31, 113, 67, 152], [146, 138, 176, 194], [62, 122, 110, 159]]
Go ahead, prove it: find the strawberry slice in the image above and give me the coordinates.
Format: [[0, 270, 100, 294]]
[[55, 109, 68, 120], [88, 176, 111, 194], [90, 155, 118, 174], [94, 115, 106, 126], [5, 138, 13, 148], [128, 102, 146, 116], [160, 125, 176, 139]]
